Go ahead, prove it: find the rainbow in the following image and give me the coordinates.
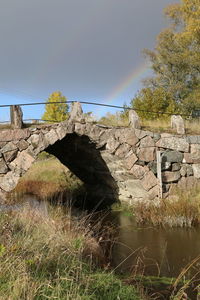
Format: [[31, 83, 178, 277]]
[[105, 61, 150, 104]]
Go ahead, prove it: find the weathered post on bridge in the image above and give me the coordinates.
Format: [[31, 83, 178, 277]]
[[10, 105, 24, 129], [128, 109, 141, 129], [171, 115, 185, 135]]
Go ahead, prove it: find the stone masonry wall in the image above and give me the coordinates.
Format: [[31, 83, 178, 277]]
[[0, 120, 200, 204]]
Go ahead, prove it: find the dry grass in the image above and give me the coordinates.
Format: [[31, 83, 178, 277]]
[[98, 112, 200, 134], [0, 206, 141, 300], [133, 185, 200, 227], [142, 118, 200, 134], [9, 156, 82, 201]]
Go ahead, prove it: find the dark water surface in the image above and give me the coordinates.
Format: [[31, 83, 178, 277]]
[[106, 211, 200, 278]]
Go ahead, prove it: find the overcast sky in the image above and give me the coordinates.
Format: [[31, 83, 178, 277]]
[[0, 0, 177, 120]]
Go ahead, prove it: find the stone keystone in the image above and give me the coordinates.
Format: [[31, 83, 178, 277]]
[[69, 102, 85, 123]]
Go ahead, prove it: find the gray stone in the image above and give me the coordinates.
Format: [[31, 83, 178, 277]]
[[115, 143, 131, 158], [186, 136, 200, 144], [0, 158, 8, 174], [0, 171, 20, 192], [3, 149, 18, 162], [183, 153, 200, 164], [180, 165, 187, 177], [10, 151, 35, 173], [148, 185, 160, 200], [44, 129, 59, 146], [180, 164, 193, 177], [69, 102, 85, 122], [0, 129, 30, 142], [153, 133, 161, 142], [134, 129, 147, 139], [138, 147, 155, 162], [124, 153, 138, 170], [141, 171, 158, 191], [156, 137, 189, 152], [124, 179, 149, 199], [192, 164, 200, 178], [16, 140, 29, 151], [140, 136, 155, 148], [186, 165, 193, 176], [171, 115, 185, 134], [115, 128, 139, 146], [161, 162, 171, 171], [74, 123, 87, 136], [172, 163, 181, 171], [1, 142, 18, 153], [128, 110, 141, 129], [131, 164, 148, 179], [148, 161, 157, 174], [177, 176, 199, 190], [106, 137, 120, 154], [162, 150, 183, 163], [27, 134, 40, 148], [162, 171, 181, 183]]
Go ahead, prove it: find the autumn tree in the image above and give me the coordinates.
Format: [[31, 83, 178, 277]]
[[42, 91, 69, 122], [133, 0, 200, 117], [132, 87, 176, 120]]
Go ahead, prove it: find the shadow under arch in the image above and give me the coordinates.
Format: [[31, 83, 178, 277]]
[[45, 133, 119, 210]]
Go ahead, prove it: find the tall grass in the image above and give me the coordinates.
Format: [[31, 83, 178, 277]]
[[0, 206, 141, 300], [133, 186, 200, 227]]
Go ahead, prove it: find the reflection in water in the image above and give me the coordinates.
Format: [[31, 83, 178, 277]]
[[0, 194, 48, 216], [110, 212, 200, 278]]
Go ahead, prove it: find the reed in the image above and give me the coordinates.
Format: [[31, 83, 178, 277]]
[[133, 186, 200, 227]]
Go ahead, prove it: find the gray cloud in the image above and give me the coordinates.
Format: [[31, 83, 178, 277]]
[[0, 0, 177, 102]]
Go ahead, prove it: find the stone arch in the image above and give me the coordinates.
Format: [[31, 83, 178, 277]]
[[0, 123, 119, 209]]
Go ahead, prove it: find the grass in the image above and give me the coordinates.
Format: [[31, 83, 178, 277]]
[[9, 153, 82, 201], [98, 113, 200, 134], [0, 206, 142, 300], [132, 185, 200, 227]]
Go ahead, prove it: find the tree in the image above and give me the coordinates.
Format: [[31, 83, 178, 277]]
[[132, 87, 176, 120], [42, 91, 69, 122], [135, 0, 200, 115]]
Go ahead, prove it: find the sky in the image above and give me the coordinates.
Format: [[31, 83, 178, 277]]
[[0, 0, 177, 121]]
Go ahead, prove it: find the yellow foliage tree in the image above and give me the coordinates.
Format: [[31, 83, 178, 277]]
[[42, 91, 69, 122]]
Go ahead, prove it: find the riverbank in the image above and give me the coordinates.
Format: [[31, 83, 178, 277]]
[[0, 206, 142, 300]]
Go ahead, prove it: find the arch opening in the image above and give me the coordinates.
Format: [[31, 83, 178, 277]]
[[45, 133, 119, 210]]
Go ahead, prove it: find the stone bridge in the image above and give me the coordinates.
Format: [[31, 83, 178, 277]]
[[1, 120, 200, 206]]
